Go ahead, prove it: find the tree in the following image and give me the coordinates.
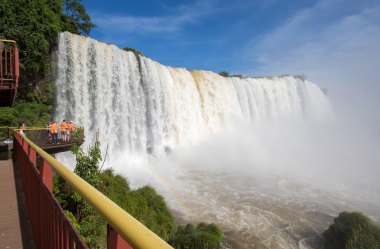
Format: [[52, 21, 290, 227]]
[[323, 211, 380, 249], [63, 0, 96, 36], [0, 101, 52, 131], [219, 71, 230, 77], [54, 137, 104, 247], [72, 139, 102, 187], [0, 0, 63, 75], [0, 0, 95, 104], [70, 137, 102, 221]]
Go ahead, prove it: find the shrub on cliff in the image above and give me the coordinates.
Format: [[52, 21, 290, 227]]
[[219, 71, 230, 77], [323, 211, 380, 249], [169, 222, 223, 249]]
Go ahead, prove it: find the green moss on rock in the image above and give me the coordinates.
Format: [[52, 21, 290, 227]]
[[323, 211, 380, 249]]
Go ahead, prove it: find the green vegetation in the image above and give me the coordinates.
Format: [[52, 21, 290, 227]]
[[54, 139, 105, 247], [71, 127, 85, 142], [0, 101, 51, 127], [323, 211, 380, 249], [125, 185, 177, 241], [169, 223, 223, 249], [63, 0, 96, 36], [0, 101, 52, 137], [0, 0, 95, 127], [294, 74, 306, 81], [231, 74, 244, 79], [123, 47, 143, 57], [219, 71, 230, 77], [1, 0, 94, 75], [219, 71, 244, 79]]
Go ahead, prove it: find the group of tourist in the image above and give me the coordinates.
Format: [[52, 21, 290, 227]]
[[16, 119, 77, 145], [48, 119, 76, 145]]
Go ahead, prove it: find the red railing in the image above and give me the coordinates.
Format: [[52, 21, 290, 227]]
[[0, 39, 19, 106], [13, 132, 88, 249], [12, 130, 173, 249]]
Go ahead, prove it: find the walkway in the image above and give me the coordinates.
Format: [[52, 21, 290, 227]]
[[0, 154, 36, 249]]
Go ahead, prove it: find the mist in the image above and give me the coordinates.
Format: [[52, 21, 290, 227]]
[[232, 1, 380, 216], [127, 116, 380, 213], [114, 114, 380, 248]]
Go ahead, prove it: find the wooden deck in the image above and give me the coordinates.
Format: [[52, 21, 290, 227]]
[[0, 155, 36, 249]]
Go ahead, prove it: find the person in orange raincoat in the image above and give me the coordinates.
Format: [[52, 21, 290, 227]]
[[50, 121, 59, 145], [60, 119, 68, 142], [68, 121, 76, 140]]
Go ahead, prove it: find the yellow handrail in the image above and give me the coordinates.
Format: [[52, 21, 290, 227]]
[[0, 39, 17, 43], [17, 131, 173, 249]]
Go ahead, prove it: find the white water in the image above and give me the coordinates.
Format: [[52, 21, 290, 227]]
[[54, 32, 380, 248]]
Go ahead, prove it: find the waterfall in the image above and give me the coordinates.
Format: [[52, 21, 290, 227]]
[[52, 32, 380, 249], [54, 32, 332, 159]]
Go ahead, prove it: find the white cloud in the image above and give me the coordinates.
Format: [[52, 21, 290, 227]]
[[247, 1, 379, 71], [90, 1, 217, 35], [244, 1, 380, 127], [96, 15, 183, 34]]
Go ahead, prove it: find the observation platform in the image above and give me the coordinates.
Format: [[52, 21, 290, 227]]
[[22, 129, 85, 154], [1, 128, 85, 154]]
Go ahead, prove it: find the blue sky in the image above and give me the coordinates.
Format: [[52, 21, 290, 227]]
[[83, 0, 325, 73], [82, 0, 380, 127]]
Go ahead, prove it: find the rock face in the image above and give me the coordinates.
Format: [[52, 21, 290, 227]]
[[323, 211, 380, 249]]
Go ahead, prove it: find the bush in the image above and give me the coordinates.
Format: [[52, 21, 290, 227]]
[[71, 127, 85, 142], [125, 185, 177, 241], [232, 74, 244, 79], [323, 211, 380, 249], [218, 71, 230, 77], [123, 47, 143, 57], [0, 101, 51, 128], [169, 222, 223, 249], [98, 169, 130, 207]]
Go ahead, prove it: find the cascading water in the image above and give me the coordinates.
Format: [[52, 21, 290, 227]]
[[53, 32, 379, 249], [54, 32, 332, 158]]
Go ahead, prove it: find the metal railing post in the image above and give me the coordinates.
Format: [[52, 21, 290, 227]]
[[107, 225, 133, 249], [40, 158, 53, 191]]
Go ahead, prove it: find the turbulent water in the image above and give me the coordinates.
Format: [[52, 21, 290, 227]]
[[54, 32, 380, 249]]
